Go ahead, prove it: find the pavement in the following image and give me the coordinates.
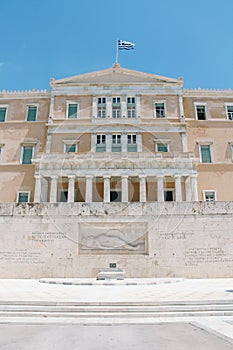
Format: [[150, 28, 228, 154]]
[[0, 278, 233, 348]]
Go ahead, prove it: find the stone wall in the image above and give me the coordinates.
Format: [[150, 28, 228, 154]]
[[0, 202, 232, 278]]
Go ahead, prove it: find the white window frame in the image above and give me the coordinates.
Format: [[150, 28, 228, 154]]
[[26, 103, 39, 121], [97, 97, 106, 118], [0, 104, 8, 122], [17, 191, 30, 203], [224, 103, 233, 120], [20, 144, 35, 164], [112, 134, 121, 144], [96, 134, 106, 145], [154, 139, 171, 152], [66, 101, 79, 119], [198, 143, 213, 163], [112, 96, 121, 104], [156, 143, 170, 152], [154, 101, 166, 118], [203, 190, 216, 202], [194, 102, 207, 120], [63, 140, 79, 153]]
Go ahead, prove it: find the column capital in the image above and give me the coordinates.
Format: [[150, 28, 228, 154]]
[[85, 175, 94, 179], [50, 175, 58, 180], [34, 174, 42, 180], [68, 175, 76, 179], [156, 174, 164, 179], [121, 175, 128, 179], [190, 174, 197, 179], [174, 174, 181, 179], [139, 174, 146, 179], [103, 175, 111, 179]]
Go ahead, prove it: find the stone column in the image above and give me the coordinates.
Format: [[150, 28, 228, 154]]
[[34, 175, 42, 202], [137, 134, 142, 152], [179, 94, 184, 119], [106, 96, 111, 118], [121, 96, 127, 118], [50, 176, 58, 203], [136, 95, 141, 117], [103, 176, 111, 202], [92, 96, 97, 118], [106, 134, 112, 152], [122, 133, 127, 152], [157, 175, 164, 202], [121, 175, 128, 202], [91, 133, 96, 152], [185, 177, 191, 201], [181, 132, 188, 152], [139, 175, 147, 202], [174, 175, 182, 202], [85, 175, 93, 203], [68, 175, 75, 203], [190, 175, 198, 201]]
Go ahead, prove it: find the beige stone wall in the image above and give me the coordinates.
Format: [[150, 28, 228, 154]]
[[141, 95, 180, 120], [50, 132, 91, 153], [142, 132, 183, 153], [53, 95, 92, 120], [0, 202, 232, 278], [183, 97, 233, 120]]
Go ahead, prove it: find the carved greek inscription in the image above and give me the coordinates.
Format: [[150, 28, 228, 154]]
[[185, 248, 233, 266], [30, 232, 66, 243], [159, 232, 194, 240], [0, 249, 45, 264]]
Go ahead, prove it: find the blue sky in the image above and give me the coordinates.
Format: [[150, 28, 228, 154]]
[[1, 0, 233, 90]]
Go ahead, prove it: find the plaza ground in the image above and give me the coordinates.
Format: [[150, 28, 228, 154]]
[[0, 278, 233, 349]]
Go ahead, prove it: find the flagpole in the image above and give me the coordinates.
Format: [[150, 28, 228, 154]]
[[115, 38, 119, 64]]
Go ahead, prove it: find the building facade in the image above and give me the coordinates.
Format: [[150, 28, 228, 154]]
[[1, 63, 233, 204]]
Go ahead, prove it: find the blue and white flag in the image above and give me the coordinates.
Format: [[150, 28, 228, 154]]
[[118, 40, 135, 50]]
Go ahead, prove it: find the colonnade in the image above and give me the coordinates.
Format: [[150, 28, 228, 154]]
[[34, 174, 198, 203]]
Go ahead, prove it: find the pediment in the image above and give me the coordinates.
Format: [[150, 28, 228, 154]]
[[51, 64, 182, 86]]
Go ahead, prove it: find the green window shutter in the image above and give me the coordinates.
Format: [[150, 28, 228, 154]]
[[65, 144, 76, 153], [96, 144, 106, 152], [157, 143, 168, 152], [27, 106, 37, 121], [228, 106, 233, 112], [68, 104, 78, 119], [112, 144, 122, 152], [127, 144, 137, 152], [22, 147, 33, 164], [201, 145, 211, 163], [18, 193, 29, 203], [0, 108, 6, 122]]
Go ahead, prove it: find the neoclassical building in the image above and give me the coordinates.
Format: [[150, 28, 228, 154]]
[[0, 63, 233, 204]]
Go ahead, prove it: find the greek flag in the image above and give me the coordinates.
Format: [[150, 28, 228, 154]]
[[118, 40, 135, 50]]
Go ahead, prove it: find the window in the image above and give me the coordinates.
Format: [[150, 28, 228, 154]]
[[26, 105, 37, 121], [112, 134, 121, 152], [195, 105, 206, 120], [67, 103, 78, 119], [112, 97, 121, 118], [200, 145, 212, 163], [226, 105, 233, 120], [155, 103, 165, 118], [96, 134, 106, 152], [17, 191, 30, 203], [65, 144, 77, 153], [156, 143, 168, 152], [127, 97, 136, 118], [97, 97, 106, 118], [21, 146, 34, 164], [203, 191, 216, 201], [127, 134, 137, 152], [0, 106, 7, 122]]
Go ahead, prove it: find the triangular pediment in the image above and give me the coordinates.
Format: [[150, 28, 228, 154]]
[[51, 64, 182, 86]]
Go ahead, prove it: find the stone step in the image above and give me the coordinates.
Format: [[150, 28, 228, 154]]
[[0, 310, 233, 318], [0, 304, 233, 313]]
